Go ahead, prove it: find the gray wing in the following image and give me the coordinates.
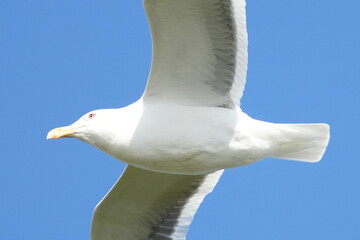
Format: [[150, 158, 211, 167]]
[[142, 0, 248, 109], [91, 165, 223, 240]]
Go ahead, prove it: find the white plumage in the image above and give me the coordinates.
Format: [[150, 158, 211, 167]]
[[91, 166, 223, 240], [144, 0, 248, 108], [47, 0, 330, 239]]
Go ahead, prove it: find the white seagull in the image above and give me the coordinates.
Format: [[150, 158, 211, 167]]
[[47, 0, 330, 239]]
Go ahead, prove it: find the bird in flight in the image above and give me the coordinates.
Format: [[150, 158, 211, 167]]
[[47, 0, 330, 239]]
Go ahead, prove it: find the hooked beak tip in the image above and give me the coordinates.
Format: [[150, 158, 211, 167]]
[[47, 126, 75, 140]]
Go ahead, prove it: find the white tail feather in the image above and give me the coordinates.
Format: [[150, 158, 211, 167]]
[[271, 123, 330, 162]]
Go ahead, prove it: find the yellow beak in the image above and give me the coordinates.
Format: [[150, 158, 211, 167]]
[[47, 126, 76, 139]]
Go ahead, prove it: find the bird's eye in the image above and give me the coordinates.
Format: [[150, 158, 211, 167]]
[[88, 113, 96, 119]]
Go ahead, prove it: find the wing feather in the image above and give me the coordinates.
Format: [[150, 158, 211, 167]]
[[142, 0, 248, 108], [91, 166, 223, 240]]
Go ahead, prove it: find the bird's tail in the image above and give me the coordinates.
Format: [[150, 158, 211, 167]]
[[271, 123, 330, 162]]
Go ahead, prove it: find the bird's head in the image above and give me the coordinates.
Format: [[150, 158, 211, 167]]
[[46, 109, 123, 147], [47, 104, 143, 155], [47, 110, 102, 141]]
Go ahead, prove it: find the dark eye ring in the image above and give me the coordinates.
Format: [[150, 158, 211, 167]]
[[88, 113, 96, 119]]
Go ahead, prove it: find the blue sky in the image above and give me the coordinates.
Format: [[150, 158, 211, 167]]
[[1, 0, 359, 239]]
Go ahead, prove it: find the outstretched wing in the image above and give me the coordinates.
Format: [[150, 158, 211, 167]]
[[91, 165, 223, 240], [142, 0, 248, 109]]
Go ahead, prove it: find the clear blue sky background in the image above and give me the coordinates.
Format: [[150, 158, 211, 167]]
[[1, 0, 359, 239]]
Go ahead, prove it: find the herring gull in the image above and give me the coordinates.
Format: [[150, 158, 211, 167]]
[[47, 0, 330, 239]]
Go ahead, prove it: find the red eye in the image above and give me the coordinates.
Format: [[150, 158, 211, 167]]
[[88, 113, 96, 119]]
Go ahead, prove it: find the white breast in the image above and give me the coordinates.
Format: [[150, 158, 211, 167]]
[[99, 103, 269, 174]]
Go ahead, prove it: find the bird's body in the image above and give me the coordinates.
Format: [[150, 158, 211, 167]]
[[47, 0, 330, 239], [80, 101, 328, 175]]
